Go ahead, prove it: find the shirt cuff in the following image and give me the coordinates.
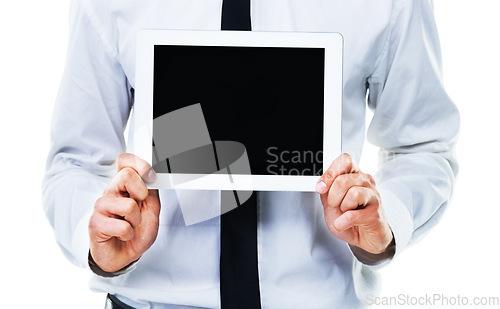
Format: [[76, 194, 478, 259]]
[[88, 251, 139, 278], [349, 233, 396, 267], [378, 188, 414, 260], [71, 206, 93, 267]]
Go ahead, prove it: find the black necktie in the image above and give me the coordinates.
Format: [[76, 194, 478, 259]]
[[220, 0, 261, 308]]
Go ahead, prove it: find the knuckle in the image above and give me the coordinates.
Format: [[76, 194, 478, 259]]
[[117, 222, 132, 237], [124, 198, 138, 215], [325, 194, 336, 208], [117, 153, 129, 164], [369, 207, 382, 223], [335, 175, 348, 188], [349, 172, 359, 181], [137, 162, 150, 180], [365, 174, 376, 186], [323, 168, 336, 182], [120, 167, 136, 181], [341, 153, 353, 168], [138, 187, 149, 201], [133, 184, 149, 202], [88, 214, 98, 231], [349, 187, 361, 201], [94, 197, 106, 212], [116, 153, 128, 170], [89, 213, 104, 235]]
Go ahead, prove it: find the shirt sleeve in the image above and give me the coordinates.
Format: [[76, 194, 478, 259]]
[[365, 0, 459, 263], [42, 0, 131, 267]]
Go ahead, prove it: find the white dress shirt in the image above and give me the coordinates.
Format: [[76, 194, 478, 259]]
[[43, 0, 459, 308]]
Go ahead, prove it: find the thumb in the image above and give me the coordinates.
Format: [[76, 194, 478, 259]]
[[316, 153, 359, 194]]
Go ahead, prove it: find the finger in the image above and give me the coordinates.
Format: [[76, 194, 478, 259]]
[[339, 186, 380, 213], [333, 205, 380, 232], [316, 153, 359, 194], [144, 189, 161, 217], [104, 167, 149, 201], [94, 196, 142, 228], [89, 213, 135, 242], [326, 173, 376, 210], [117, 153, 157, 183]]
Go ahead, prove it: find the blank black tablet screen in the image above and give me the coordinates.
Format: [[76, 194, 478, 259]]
[[153, 45, 324, 176]]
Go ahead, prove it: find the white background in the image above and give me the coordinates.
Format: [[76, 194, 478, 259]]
[[0, 1, 498, 308]]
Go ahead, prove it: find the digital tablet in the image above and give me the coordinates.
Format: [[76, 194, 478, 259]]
[[132, 30, 343, 191]]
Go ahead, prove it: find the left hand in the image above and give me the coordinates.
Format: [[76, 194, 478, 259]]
[[316, 153, 393, 254]]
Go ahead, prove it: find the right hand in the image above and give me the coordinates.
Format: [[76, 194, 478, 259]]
[[89, 153, 160, 272]]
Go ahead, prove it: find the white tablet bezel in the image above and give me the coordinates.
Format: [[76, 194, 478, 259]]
[[132, 30, 343, 192]]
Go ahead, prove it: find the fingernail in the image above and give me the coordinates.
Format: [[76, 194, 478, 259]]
[[316, 181, 327, 194], [147, 168, 157, 182]]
